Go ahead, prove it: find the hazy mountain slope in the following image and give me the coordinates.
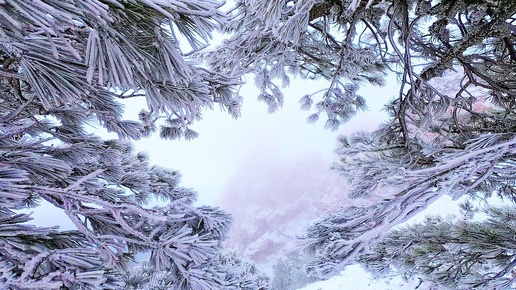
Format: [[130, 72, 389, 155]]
[[220, 148, 350, 268]]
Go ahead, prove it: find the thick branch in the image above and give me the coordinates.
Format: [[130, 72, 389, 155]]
[[309, 2, 333, 21]]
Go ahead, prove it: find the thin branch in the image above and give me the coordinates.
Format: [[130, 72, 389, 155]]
[[0, 68, 25, 80], [64, 169, 104, 192], [2, 95, 36, 123]]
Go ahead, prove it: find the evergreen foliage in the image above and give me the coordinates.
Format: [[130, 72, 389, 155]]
[[204, 0, 516, 287], [360, 205, 516, 289], [271, 250, 316, 290], [0, 1, 264, 289], [124, 250, 270, 290]]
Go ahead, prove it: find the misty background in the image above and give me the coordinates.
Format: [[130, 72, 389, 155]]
[[130, 75, 398, 271], [27, 71, 397, 272]]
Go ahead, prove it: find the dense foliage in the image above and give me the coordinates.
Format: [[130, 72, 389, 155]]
[[360, 204, 516, 289], [0, 1, 264, 289], [124, 250, 270, 290]]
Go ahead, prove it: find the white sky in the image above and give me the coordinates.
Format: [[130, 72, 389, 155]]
[[128, 74, 397, 206]]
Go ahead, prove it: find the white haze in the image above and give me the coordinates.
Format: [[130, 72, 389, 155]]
[[133, 75, 396, 207]]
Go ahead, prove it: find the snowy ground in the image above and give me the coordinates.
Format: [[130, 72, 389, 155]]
[[296, 265, 432, 290]]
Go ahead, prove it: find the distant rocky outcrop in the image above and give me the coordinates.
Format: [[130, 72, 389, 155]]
[[219, 149, 350, 270]]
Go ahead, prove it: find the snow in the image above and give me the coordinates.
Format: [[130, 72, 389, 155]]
[[296, 265, 432, 290]]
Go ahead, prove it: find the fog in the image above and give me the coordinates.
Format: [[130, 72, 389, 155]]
[[28, 75, 396, 263], [215, 77, 396, 265]]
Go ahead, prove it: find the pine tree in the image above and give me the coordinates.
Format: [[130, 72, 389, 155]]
[[124, 250, 270, 290], [0, 1, 259, 289], [205, 0, 516, 286], [4, 0, 515, 288], [360, 204, 516, 289], [271, 250, 316, 290]]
